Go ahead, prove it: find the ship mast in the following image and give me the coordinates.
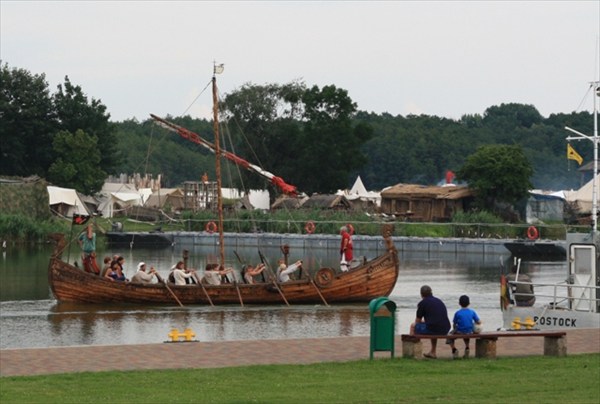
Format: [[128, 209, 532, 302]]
[[213, 63, 225, 268], [566, 80, 600, 233]]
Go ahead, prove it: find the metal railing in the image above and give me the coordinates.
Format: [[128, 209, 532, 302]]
[[510, 280, 600, 313]]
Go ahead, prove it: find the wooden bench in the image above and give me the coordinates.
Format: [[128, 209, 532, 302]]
[[401, 331, 567, 359]]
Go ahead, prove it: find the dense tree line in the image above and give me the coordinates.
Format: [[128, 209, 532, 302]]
[[356, 106, 591, 191], [1, 63, 117, 194], [1, 62, 593, 202]]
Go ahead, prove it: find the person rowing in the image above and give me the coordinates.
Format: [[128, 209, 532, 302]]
[[277, 259, 302, 282]]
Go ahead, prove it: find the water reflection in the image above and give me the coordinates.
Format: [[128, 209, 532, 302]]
[[0, 242, 567, 349]]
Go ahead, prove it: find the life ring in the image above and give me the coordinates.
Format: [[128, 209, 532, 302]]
[[314, 267, 335, 288], [346, 223, 355, 235], [305, 220, 316, 234], [205, 221, 218, 234], [526, 226, 539, 240]]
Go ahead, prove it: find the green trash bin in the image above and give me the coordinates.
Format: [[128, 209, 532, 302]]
[[369, 297, 397, 359]]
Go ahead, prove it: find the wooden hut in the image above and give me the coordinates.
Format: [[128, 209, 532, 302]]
[[270, 195, 308, 210], [301, 194, 352, 210], [380, 184, 474, 222]]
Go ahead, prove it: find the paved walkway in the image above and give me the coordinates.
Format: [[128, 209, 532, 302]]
[[1, 329, 599, 377]]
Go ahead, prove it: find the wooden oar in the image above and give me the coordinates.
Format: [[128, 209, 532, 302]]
[[233, 277, 244, 307], [193, 272, 214, 307], [307, 257, 329, 306], [258, 249, 289, 306], [154, 272, 184, 308], [306, 268, 329, 306]]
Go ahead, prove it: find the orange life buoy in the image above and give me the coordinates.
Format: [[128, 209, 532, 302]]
[[346, 223, 355, 235], [526, 226, 539, 240], [205, 221, 218, 234], [305, 220, 316, 234]]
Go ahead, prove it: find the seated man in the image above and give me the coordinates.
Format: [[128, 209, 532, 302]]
[[242, 263, 265, 284], [131, 262, 157, 284], [277, 259, 302, 282], [202, 263, 234, 285], [409, 285, 451, 359]]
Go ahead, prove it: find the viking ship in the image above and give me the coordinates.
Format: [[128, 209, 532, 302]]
[[48, 65, 400, 306]]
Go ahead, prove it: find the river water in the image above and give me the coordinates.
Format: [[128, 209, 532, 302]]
[[0, 240, 567, 349]]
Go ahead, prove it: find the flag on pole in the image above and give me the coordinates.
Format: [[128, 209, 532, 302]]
[[567, 143, 583, 165], [72, 214, 90, 225], [214, 64, 224, 74]]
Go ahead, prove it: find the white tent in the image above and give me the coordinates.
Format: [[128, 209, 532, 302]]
[[564, 177, 599, 214], [47, 186, 89, 217], [97, 182, 145, 218], [222, 188, 270, 210], [337, 176, 381, 207], [349, 176, 368, 196]]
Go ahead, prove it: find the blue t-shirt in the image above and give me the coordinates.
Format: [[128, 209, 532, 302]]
[[416, 296, 451, 334], [453, 307, 480, 333]]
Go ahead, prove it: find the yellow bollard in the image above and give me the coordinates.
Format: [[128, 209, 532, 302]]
[[182, 328, 196, 341], [167, 328, 197, 342], [523, 317, 535, 330], [168, 328, 181, 342]]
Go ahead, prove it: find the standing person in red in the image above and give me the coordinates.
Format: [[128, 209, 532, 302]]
[[340, 226, 353, 271]]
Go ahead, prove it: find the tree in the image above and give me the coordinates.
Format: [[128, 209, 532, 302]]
[[298, 85, 372, 192], [0, 63, 56, 176], [222, 82, 371, 194], [53, 77, 119, 176], [457, 144, 533, 210], [0, 63, 118, 194], [47, 130, 106, 195]]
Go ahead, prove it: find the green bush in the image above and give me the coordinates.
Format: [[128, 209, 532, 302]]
[[0, 214, 68, 243]]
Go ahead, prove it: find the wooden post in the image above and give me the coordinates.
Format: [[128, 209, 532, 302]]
[[544, 335, 567, 357], [401, 335, 423, 359], [475, 338, 497, 359]]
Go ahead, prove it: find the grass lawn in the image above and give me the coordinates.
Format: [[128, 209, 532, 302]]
[[1, 354, 598, 403]]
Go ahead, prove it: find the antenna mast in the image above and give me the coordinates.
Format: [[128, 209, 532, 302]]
[[566, 80, 600, 233]]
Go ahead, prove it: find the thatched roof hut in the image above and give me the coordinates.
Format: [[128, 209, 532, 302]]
[[380, 184, 474, 222], [302, 194, 352, 210], [271, 195, 308, 210]]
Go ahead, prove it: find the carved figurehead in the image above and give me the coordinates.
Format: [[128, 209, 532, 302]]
[[48, 233, 67, 259]]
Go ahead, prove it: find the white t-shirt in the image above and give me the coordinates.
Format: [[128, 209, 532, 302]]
[[203, 270, 222, 285], [277, 263, 300, 282], [173, 268, 194, 286], [131, 270, 154, 284]]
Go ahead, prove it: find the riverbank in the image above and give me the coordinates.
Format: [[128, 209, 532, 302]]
[[1, 209, 579, 245], [1, 328, 598, 377]]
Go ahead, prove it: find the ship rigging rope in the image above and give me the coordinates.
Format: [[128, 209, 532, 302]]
[[574, 83, 593, 113], [181, 79, 213, 117]]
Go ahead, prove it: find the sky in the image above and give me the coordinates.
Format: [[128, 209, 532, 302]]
[[1, 1, 599, 122]]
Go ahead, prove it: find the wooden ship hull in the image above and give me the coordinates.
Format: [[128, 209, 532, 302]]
[[48, 234, 400, 305]]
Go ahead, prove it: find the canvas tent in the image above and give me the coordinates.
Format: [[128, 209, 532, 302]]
[[97, 183, 145, 218], [337, 176, 381, 209], [565, 177, 599, 214], [47, 186, 89, 218], [145, 188, 184, 211]]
